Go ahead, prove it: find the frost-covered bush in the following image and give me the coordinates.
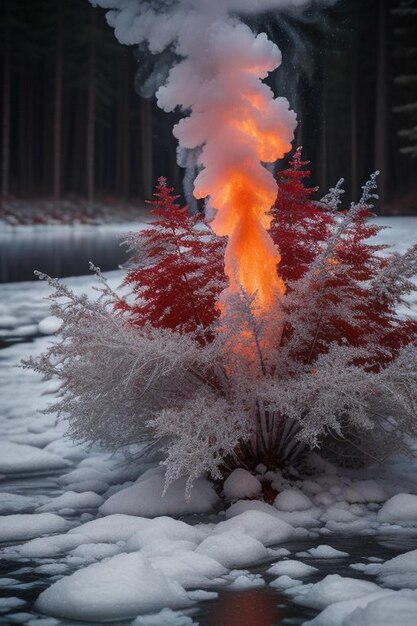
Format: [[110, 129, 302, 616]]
[[25, 164, 417, 491]]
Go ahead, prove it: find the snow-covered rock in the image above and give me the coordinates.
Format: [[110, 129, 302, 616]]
[[38, 316, 62, 335], [293, 574, 382, 610], [223, 469, 262, 500], [229, 573, 265, 589], [342, 591, 417, 626], [377, 548, 417, 589], [303, 591, 395, 626], [0, 513, 71, 542], [35, 552, 191, 621], [0, 442, 69, 474], [377, 494, 417, 525], [99, 471, 219, 517], [274, 489, 313, 512], [132, 608, 194, 626], [38, 491, 104, 512], [196, 531, 270, 568], [0, 492, 40, 515], [270, 575, 301, 590], [267, 559, 318, 578], [344, 480, 388, 504], [297, 545, 349, 559], [212, 510, 294, 546]]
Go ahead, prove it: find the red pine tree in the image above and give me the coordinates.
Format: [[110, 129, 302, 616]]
[[270, 147, 334, 282], [118, 177, 226, 338]]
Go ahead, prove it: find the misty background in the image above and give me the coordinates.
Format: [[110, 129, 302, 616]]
[[1, 0, 416, 218]]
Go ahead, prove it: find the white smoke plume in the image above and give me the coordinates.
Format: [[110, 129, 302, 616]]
[[90, 0, 321, 313]]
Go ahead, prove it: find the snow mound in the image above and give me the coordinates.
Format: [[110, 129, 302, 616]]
[[270, 575, 301, 590], [99, 471, 219, 517], [344, 480, 388, 504], [274, 489, 313, 512], [0, 513, 71, 542], [38, 316, 62, 335], [377, 494, 417, 525], [299, 545, 349, 559], [267, 559, 318, 578], [0, 442, 69, 474], [132, 609, 195, 626], [0, 492, 40, 514], [223, 469, 262, 500], [125, 517, 207, 551], [212, 510, 294, 546], [377, 548, 417, 589], [342, 591, 417, 626], [229, 573, 265, 589], [196, 531, 270, 568], [38, 491, 104, 512], [303, 591, 395, 626], [293, 574, 382, 610], [35, 552, 191, 621], [68, 514, 149, 543]]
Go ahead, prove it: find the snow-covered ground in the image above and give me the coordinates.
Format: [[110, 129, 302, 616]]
[[0, 218, 417, 625]]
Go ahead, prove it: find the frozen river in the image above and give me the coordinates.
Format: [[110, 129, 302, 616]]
[[1, 218, 417, 625]]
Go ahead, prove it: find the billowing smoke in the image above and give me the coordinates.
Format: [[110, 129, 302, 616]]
[[90, 0, 320, 317]]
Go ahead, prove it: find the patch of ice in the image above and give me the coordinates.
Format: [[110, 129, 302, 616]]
[[223, 469, 262, 500], [0, 442, 70, 474], [0, 513, 71, 542], [35, 552, 191, 621]]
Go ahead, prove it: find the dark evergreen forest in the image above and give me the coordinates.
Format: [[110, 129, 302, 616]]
[[1, 0, 416, 216]]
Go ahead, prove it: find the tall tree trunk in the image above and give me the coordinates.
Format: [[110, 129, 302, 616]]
[[54, 0, 64, 208], [116, 50, 131, 199], [140, 98, 153, 200], [2, 0, 12, 202], [374, 0, 389, 211], [87, 7, 96, 208]]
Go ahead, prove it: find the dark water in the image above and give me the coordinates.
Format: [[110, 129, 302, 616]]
[[0, 226, 133, 282]]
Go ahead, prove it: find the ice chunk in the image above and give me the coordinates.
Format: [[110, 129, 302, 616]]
[[267, 560, 318, 578], [342, 591, 417, 626], [377, 548, 417, 589], [35, 552, 191, 621], [212, 510, 294, 546], [70, 542, 122, 562], [196, 531, 270, 568], [378, 494, 417, 525], [0, 442, 69, 474], [99, 473, 219, 517], [293, 574, 382, 609], [223, 469, 262, 500], [38, 491, 104, 512], [274, 489, 313, 512], [0, 513, 71, 542], [150, 550, 225, 589]]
